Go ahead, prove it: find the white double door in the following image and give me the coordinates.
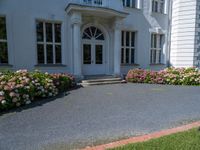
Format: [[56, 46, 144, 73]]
[[82, 40, 106, 75]]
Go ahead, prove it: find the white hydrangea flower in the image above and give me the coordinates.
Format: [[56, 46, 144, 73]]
[[26, 100, 31, 105], [0, 91, 4, 96], [1, 100, 6, 105]]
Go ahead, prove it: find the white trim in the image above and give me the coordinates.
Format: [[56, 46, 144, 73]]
[[150, 33, 164, 64], [151, 0, 166, 14], [81, 23, 110, 75], [36, 20, 62, 65], [121, 31, 136, 64]]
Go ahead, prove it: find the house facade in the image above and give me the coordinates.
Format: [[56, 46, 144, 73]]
[[0, 0, 196, 78]]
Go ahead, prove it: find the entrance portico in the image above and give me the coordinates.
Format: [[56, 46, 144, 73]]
[[67, 4, 128, 77]]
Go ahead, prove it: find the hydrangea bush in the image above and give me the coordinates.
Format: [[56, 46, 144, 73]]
[[0, 70, 75, 111], [126, 67, 200, 85]]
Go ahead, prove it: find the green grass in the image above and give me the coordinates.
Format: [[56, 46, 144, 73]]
[[109, 128, 200, 150]]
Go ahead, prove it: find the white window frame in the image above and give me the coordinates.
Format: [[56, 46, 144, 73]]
[[121, 31, 136, 65], [152, 0, 165, 14], [150, 33, 163, 64], [123, 0, 139, 9], [0, 16, 8, 64], [36, 20, 62, 65]]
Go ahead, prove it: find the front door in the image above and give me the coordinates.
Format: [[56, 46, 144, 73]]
[[82, 42, 106, 75], [82, 26, 106, 75]]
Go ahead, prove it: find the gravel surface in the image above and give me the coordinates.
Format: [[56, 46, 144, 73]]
[[1, 83, 200, 150]]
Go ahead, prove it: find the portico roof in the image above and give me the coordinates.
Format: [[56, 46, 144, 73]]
[[65, 3, 129, 18]]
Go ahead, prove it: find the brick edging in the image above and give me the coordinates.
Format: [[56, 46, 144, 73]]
[[82, 121, 200, 150]]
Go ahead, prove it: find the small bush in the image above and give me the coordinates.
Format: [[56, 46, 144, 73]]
[[126, 67, 200, 85], [0, 70, 75, 111]]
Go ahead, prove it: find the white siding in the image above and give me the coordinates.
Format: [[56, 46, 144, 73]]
[[170, 0, 197, 67]]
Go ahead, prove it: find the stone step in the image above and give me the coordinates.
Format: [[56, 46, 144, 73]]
[[80, 80, 123, 87], [82, 77, 122, 83]]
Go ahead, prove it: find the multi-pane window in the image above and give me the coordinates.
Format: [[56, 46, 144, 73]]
[[150, 34, 164, 64], [152, 0, 165, 13], [123, 0, 137, 8], [0, 17, 8, 64], [121, 31, 135, 64], [36, 21, 62, 65]]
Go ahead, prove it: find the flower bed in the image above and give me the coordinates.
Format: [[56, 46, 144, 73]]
[[126, 67, 200, 85], [0, 70, 75, 111]]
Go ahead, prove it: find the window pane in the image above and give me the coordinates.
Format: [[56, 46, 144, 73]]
[[95, 45, 103, 64], [131, 48, 135, 64], [96, 34, 104, 40], [151, 34, 153, 48], [36, 22, 44, 42], [45, 23, 53, 42], [159, 35, 163, 48], [121, 48, 124, 64], [122, 31, 124, 46], [0, 17, 7, 40], [0, 42, 8, 64], [83, 44, 91, 64], [37, 44, 44, 64], [126, 48, 129, 64], [155, 1, 158, 12], [126, 32, 130, 46], [158, 50, 161, 63], [154, 34, 157, 48], [153, 50, 156, 63], [91, 26, 96, 37], [131, 32, 135, 47], [55, 24, 61, 43], [47, 45, 53, 64], [55, 45, 62, 64]]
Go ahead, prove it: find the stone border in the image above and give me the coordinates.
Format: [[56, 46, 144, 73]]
[[82, 121, 200, 150]]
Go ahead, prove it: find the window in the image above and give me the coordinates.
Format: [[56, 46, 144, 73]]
[[0, 16, 8, 64], [150, 34, 164, 64], [152, 0, 165, 13], [82, 26, 104, 40], [36, 21, 62, 65], [123, 0, 137, 8], [121, 31, 135, 64]]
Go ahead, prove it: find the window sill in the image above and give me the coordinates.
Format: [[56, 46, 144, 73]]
[[35, 64, 67, 67], [121, 64, 140, 67], [150, 63, 165, 66], [0, 64, 13, 67]]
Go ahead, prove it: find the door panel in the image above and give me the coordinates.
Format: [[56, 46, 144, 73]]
[[82, 42, 106, 75]]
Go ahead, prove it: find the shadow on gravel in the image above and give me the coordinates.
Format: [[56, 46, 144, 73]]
[[0, 85, 83, 116]]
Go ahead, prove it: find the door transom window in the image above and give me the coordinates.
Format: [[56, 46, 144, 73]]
[[82, 26, 105, 40]]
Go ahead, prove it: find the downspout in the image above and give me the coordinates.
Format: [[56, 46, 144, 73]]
[[167, 0, 173, 67]]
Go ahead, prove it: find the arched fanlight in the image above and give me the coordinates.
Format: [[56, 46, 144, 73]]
[[82, 26, 105, 40]]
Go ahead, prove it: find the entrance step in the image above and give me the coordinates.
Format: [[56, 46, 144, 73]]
[[81, 76, 125, 87]]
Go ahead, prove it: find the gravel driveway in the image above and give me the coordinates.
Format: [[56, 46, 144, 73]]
[[1, 84, 200, 150]]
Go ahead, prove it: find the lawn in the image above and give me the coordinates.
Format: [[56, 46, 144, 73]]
[[109, 128, 200, 150]]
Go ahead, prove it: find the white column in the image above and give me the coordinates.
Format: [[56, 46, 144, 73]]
[[113, 19, 122, 76], [71, 12, 82, 77]]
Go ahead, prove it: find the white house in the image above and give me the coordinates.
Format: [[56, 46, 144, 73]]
[[0, 0, 197, 78]]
